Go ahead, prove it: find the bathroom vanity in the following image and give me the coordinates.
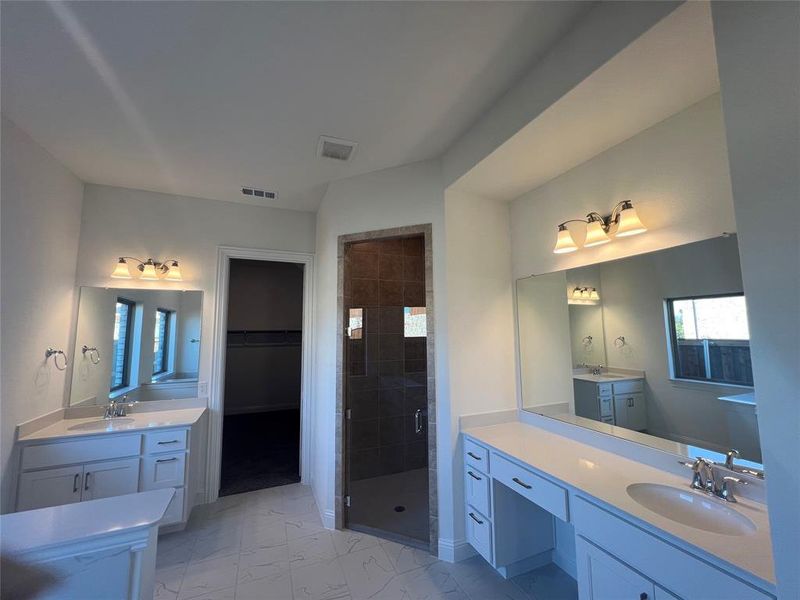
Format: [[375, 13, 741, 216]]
[[573, 373, 646, 430], [461, 420, 775, 600], [13, 404, 207, 529], [1, 488, 173, 599]]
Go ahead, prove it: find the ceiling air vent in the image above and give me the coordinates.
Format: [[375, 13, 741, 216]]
[[241, 186, 277, 200], [317, 135, 357, 162]]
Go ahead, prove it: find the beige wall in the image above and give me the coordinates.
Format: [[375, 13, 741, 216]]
[[1, 117, 84, 512]]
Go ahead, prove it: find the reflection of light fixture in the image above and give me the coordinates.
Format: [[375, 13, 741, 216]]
[[553, 224, 579, 254], [110, 257, 183, 281], [569, 286, 601, 304], [553, 200, 647, 254]]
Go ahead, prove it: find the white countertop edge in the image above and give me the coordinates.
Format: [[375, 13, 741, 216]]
[[0, 489, 174, 556], [16, 406, 207, 443], [462, 420, 775, 590]]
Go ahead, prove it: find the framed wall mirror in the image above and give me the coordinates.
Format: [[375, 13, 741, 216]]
[[516, 234, 763, 467], [69, 287, 203, 406]]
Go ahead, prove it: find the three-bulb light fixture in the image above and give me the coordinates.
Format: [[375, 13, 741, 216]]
[[553, 200, 647, 254], [110, 257, 183, 281]]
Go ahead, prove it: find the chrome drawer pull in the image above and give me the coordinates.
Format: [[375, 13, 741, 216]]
[[157, 440, 180, 445], [467, 471, 482, 481], [156, 457, 179, 463], [468, 512, 484, 525], [467, 452, 482, 460], [512, 477, 532, 490]]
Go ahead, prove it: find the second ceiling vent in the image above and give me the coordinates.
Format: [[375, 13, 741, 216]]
[[317, 135, 357, 162]]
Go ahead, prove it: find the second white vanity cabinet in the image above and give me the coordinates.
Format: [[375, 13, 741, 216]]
[[16, 427, 191, 527], [574, 378, 647, 430]]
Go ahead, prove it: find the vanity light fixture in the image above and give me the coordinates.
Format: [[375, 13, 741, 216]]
[[569, 287, 600, 304], [553, 200, 647, 254], [110, 257, 183, 282]]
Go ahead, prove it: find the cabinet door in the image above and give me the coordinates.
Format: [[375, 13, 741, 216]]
[[577, 537, 655, 600], [18, 465, 83, 511], [141, 452, 186, 490], [81, 458, 140, 501], [614, 393, 646, 431]]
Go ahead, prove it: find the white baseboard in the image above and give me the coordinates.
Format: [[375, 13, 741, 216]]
[[321, 508, 336, 529], [438, 538, 476, 563]]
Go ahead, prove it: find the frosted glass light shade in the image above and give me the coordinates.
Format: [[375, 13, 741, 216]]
[[616, 204, 647, 237], [584, 220, 611, 247], [140, 262, 159, 280], [589, 288, 600, 301], [164, 262, 183, 281], [111, 259, 132, 279], [553, 226, 579, 254]]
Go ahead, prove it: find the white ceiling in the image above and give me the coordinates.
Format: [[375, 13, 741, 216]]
[[1, 1, 590, 212], [451, 1, 720, 202]]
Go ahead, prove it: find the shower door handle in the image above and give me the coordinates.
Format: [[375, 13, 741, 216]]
[[414, 409, 423, 434]]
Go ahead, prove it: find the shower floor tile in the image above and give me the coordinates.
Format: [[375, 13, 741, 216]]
[[347, 468, 429, 545]]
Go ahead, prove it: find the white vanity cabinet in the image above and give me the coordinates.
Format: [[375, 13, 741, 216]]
[[16, 427, 191, 528], [574, 378, 646, 430]]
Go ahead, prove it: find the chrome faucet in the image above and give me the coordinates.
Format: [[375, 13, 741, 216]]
[[681, 457, 748, 503], [591, 364, 604, 376], [104, 394, 135, 419], [724, 448, 765, 479]]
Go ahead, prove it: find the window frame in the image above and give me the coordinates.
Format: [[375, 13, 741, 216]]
[[665, 292, 753, 387], [110, 297, 135, 391], [152, 308, 172, 376]]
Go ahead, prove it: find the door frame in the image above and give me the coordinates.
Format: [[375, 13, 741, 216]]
[[207, 245, 315, 503], [335, 224, 438, 555]]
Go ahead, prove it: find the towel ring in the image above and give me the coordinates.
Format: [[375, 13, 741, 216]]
[[614, 336, 627, 348], [45, 348, 68, 371], [82, 345, 101, 365], [582, 335, 593, 347]]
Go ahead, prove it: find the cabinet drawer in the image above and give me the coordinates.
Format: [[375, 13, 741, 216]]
[[597, 382, 612, 397], [465, 506, 493, 564], [464, 439, 489, 471], [464, 466, 491, 517], [573, 496, 774, 600], [141, 452, 186, 490], [144, 429, 187, 454], [612, 379, 643, 394], [160, 487, 185, 526], [21, 435, 141, 470], [491, 453, 568, 521]]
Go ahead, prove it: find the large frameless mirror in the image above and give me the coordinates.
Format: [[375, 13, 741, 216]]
[[69, 287, 202, 406], [516, 235, 763, 469]]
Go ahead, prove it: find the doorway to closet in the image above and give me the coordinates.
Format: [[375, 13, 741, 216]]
[[219, 259, 304, 497]]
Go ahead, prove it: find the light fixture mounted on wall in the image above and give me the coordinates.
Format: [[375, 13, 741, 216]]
[[553, 200, 647, 254], [569, 287, 600, 305], [110, 257, 183, 281]]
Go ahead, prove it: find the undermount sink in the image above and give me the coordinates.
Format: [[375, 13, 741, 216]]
[[627, 483, 756, 536], [67, 417, 135, 431]]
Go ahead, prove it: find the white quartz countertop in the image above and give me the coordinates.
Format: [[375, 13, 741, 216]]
[[572, 373, 643, 383], [463, 421, 774, 587], [17, 406, 206, 442], [0, 489, 174, 556]]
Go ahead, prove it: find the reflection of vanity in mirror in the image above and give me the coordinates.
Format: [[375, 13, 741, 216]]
[[517, 234, 762, 464], [70, 287, 202, 406]]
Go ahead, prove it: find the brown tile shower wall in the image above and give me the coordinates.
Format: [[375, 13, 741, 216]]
[[344, 236, 428, 481]]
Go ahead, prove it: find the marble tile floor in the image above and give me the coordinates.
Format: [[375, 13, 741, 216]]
[[154, 483, 577, 600]]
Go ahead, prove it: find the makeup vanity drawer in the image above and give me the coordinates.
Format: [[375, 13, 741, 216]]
[[21, 435, 142, 470], [464, 439, 489, 470], [141, 452, 186, 490], [491, 453, 568, 521], [144, 429, 187, 454], [465, 507, 493, 563], [464, 466, 491, 517]]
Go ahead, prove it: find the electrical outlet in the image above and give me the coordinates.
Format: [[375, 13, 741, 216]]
[[198, 381, 209, 397]]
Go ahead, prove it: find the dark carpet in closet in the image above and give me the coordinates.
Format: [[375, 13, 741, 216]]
[[219, 408, 300, 497]]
